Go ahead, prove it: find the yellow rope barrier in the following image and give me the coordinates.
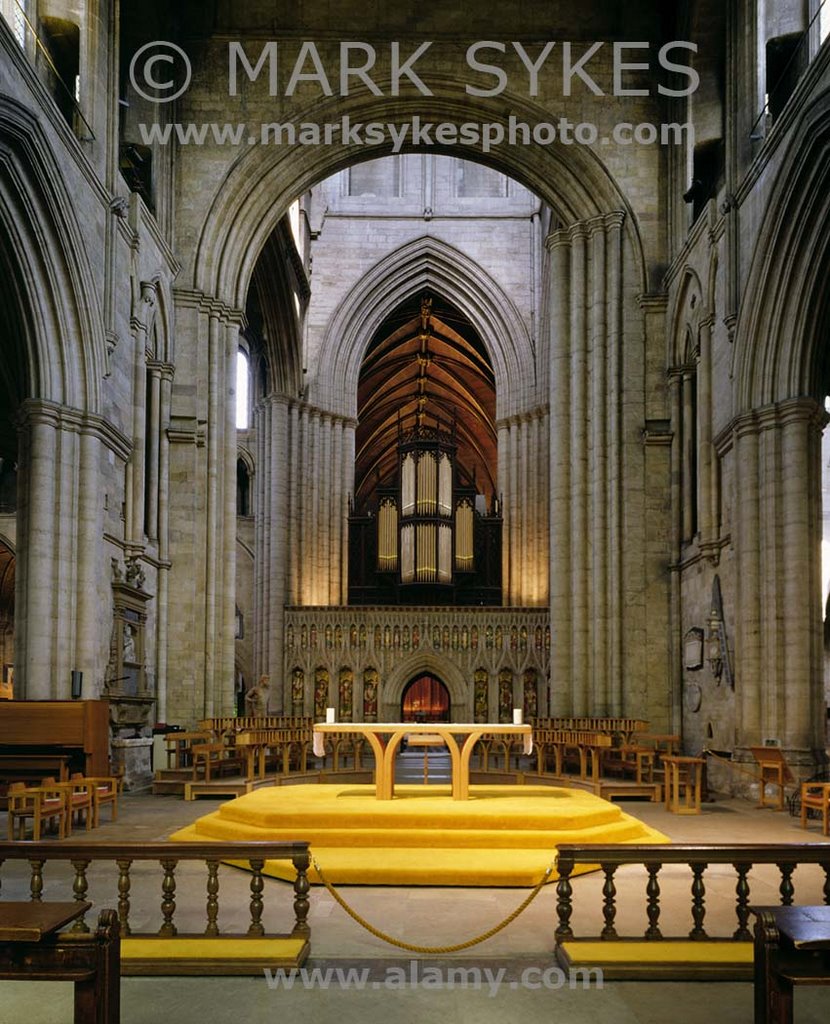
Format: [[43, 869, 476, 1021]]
[[313, 858, 553, 953], [702, 748, 765, 783], [704, 749, 794, 794]]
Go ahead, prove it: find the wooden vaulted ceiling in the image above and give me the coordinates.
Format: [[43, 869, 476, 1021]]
[[354, 294, 496, 510]]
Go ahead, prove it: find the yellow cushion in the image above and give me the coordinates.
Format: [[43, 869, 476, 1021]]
[[561, 940, 754, 964], [122, 937, 306, 960]]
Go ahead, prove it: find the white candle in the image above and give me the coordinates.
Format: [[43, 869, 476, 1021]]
[[513, 708, 523, 725], [326, 707, 336, 723]]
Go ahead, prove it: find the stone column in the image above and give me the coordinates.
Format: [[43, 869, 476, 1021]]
[[253, 398, 269, 676], [329, 415, 343, 605], [17, 406, 58, 697], [202, 312, 221, 717], [287, 401, 300, 604], [269, 397, 289, 709], [590, 220, 608, 712], [221, 322, 239, 715], [145, 364, 162, 542], [155, 366, 173, 720], [546, 212, 628, 716], [75, 425, 104, 695], [733, 398, 826, 758], [497, 421, 510, 605], [547, 229, 572, 714], [698, 316, 716, 550], [341, 420, 356, 605]]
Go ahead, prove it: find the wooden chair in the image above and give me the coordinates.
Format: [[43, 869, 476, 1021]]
[[85, 776, 120, 827], [7, 780, 69, 840], [800, 781, 830, 836], [57, 773, 94, 833]]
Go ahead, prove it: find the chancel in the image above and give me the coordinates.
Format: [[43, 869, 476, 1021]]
[[2, 0, 830, 1019]]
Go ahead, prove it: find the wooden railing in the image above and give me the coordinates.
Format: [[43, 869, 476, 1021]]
[[536, 718, 649, 744], [555, 843, 830, 945], [200, 716, 313, 734], [0, 840, 310, 948]]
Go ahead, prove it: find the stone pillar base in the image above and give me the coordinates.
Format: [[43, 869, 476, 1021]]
[[111, 737, 154, 792]]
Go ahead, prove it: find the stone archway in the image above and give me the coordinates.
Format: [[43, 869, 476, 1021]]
[[382, 652, 470, 722], [729, 90, 830, 758], [401, 673, 451, 723], [191, 90, 648, 310], [0, 98, 110, 698], [314, 234, 534, 421], [175, 79, 658, 724]]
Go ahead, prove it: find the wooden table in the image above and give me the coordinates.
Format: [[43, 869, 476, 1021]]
[[661, 754, 706, 814], [751, 905, 830, 1024], [0, 901, 120, 1023], [313, 722, 533, 800]]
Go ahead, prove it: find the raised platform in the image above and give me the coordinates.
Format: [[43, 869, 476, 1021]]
[[171, 783, 669, 886]]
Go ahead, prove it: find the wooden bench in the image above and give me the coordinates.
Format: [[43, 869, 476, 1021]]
[[190, 743, 244, 782], [0, 902, 119, 1024], [7, 780, 71, 840], [165, 731, 212, 769]]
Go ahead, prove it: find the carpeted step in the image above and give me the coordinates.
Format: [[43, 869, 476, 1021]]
[[172, 783, 669, 886]]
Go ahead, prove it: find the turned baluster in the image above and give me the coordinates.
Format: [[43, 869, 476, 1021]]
[[70, 858, 91, 933], [600, 864, 618, 939], [644, 862, 662, 939], [822, 862, 830, 905], [205, 859, 220, 936], [292, 852, 311, 937], [248, 858, 265, 936], [159, 858, 178, 937], [555, 857, 574, 941], [116, 858, 133, 936], [733, 862, 753, 940], [777, 863, 795, 906], [689, 862, 708, 939], [29, 859, 44, 902]]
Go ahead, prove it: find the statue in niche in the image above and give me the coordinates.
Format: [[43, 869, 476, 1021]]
[[363, 668, 379, 720], [122, 623, 137, 664], [474, 668, 488, 723], [314, 667, 329, 720], [498, 670, 513, 723], [523, 669, 538, 721], [245, 675, 270, 718], [291, 667, 304, 713], [339, 669, 353, 722]]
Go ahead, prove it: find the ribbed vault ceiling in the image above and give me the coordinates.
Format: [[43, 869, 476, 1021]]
[[355, 294, 496, 509]]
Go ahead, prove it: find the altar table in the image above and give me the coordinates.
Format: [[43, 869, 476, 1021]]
[[313, 722, 533, 800]]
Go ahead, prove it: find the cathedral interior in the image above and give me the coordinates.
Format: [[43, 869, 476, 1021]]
[[1, 3, 830, 783], [3, 2, 830, 1021]]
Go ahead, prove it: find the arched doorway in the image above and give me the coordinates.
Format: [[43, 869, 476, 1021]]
[[401, 673, 450, 723]]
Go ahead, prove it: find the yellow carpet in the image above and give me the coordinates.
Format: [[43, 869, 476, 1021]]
[[561, 941, 754, 964], [171, 783, 668, 886]]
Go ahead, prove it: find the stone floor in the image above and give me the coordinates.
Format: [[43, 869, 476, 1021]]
[[2, 768, 829, 1023]]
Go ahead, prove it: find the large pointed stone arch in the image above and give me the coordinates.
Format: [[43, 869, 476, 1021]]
[[313, 235, 535, 421], [734, 89, 830, 411], [191, 89, 648, 311], [0, 97, 105, 411]]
